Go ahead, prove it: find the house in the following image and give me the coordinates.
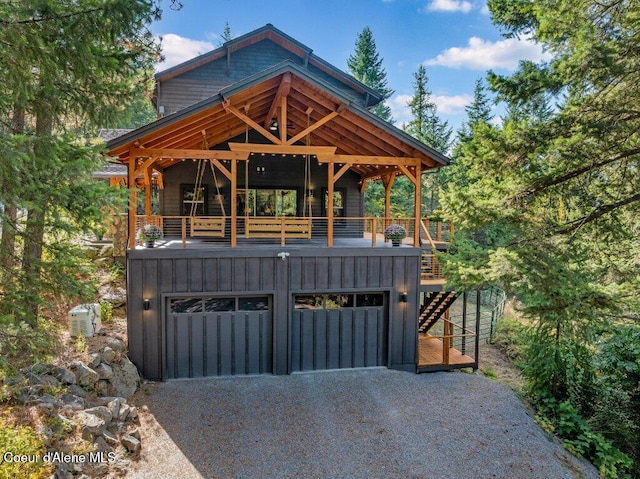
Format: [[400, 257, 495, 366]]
[[105, 24, 480, 380]]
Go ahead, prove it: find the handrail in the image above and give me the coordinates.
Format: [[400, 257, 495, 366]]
[[420, 218, 437, 250]]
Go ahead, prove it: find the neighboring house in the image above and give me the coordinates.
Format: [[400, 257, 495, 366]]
[[105, 24, 480, 380]]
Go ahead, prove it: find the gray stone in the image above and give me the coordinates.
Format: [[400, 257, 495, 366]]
[[61, 393, 85, 410], [118, 404, 132, 422], [129, 428, 141, 440], [4, 375, 25, 386], [102, 429, 119, 446], [51, 366, 76, 385], [73, 362, 99, 387], [107, 397, 125, 419], [88, 353, 101, 369], [67, 384, 88, 398], [37, 374, 60, 388], [108, 356, 139, 398], [78, 412, 105, 440], [120, 434, 141, 454], [94, 380, 109, 397], [84, 406, 112, 423], [105, 337, 126, 353], [93, 436, 111, 453], [100, 347, 117, 365], [17, 385, 43, 404], [102, 289, 126, 308], [95, 363, 113, 380]]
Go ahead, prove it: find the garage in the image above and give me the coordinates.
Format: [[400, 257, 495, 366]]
[[291, 292, 388, 372], [165, 295, 273, 379]]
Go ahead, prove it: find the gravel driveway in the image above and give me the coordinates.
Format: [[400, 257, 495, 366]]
[[127, 369, 598, 479]]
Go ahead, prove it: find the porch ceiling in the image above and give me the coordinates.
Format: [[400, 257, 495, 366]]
[[106, 66, 449, 181]]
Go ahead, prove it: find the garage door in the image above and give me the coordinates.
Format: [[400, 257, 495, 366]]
[[165, 295, 272, 379], [291, 293, 387, 372]]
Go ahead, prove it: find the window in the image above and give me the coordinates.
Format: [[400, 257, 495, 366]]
[[181, 184, 208, 216], [237, 188, 297, 216], [170, 298, 203, 314], [322, 188, 346, 217], [294, 293, 383, 309], [238, 296, 270, 311], [204, 297, 235, 312]]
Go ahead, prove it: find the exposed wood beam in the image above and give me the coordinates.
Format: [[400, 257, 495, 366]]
[[228, 142, 336, 156], [333, 163, 352, 183], [286, 108, 343, 146], [397, 164, 418, 186], [130, 147, 249, 161], [133, 157, 156, 179], [317, 154, 421, 167], [361, 166, 400, 181], [210, 159, 232, 181], [263, 72, 292, 128], [280, 94, 287, 144], [223, 100, 282, 145]]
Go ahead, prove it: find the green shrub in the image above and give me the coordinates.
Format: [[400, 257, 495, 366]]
[[0, 416, 53, 479], [100, 301, 113, 323]]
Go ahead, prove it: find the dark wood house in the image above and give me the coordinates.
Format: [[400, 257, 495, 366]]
[[105, 24, 479, 380]]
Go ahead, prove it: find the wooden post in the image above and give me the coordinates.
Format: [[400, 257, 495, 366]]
[[382, 174, 395, 241], [327, 163, 334, 247], [371, 217, 377, 247], [181, 217, 186, 248], [280, 217, 285, 246], [127, 158, 137, 249], [442, 308, 451, 364], [414, 161, 421, 246], [231, 159, 237, 247]]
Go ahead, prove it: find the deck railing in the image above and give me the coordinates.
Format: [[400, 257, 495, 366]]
[[133, 215, 432, 248], [419, 317, 478, 367]]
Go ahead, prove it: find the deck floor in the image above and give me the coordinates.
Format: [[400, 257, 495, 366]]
[[418, 334, 475, 367]]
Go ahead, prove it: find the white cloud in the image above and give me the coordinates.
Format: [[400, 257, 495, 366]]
[[156, 33, 215, 71], [433, 94, 473, 114], [425, 36, 551, 71], [388, 93, 473, 124], [480, 3, 490, 15], [425, 0, 473, 13]]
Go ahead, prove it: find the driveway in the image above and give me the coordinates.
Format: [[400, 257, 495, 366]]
[[127, 369, 598, 479]]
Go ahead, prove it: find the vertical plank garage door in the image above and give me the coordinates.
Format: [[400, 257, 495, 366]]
[[165, 295, 272, 378], [291, 293, 387, 372]]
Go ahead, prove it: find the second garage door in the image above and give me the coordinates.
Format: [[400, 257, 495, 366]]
[[291, 292, 388, 372]]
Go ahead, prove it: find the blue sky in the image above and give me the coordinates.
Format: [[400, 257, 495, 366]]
[[152, 0, 548, 132]]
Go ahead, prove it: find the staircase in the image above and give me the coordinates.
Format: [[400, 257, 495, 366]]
[[418, 291, 459, 333]]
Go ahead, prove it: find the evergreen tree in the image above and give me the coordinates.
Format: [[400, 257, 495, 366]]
[[457, 78, 493, 143], [347, 27, 394, 122], [0, 0, 162, 326], [218, 21, 233, 47], [442, 0, 640, 473], [404, 65, 453, 153]]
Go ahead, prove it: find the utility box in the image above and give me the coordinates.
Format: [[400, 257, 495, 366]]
[[69, 303, 102, 337]]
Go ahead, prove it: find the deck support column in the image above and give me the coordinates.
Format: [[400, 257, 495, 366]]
[[414, 161, 421, 246], [127, 157, 137, 249], [382, 174, 395, 241], [327, 163, 334, 247], [231, 159, 237, 247]]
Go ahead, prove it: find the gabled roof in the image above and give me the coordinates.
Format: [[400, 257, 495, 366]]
[[155, 23, 383, 109], [107, 60, 449, 180]]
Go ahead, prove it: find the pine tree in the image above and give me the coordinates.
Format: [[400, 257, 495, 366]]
[[347, 27, 394, 122], [404, 65, 452, 153], [218, 21, 233, 47], [0, 0, 162, 326], [457, 78, 493, 143]]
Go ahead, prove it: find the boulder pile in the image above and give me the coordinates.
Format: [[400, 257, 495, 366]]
[[9, 336, 142, 478]]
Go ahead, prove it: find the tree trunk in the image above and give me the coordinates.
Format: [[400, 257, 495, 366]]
[[21, 111, 51, 326], [0, 108, 24, 282]]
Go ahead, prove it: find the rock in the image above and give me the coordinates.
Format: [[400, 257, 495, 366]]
[[17, 385, 43, 404], [101, 288, 126, 308], [120, 434, 141, 454], [67, 384, 88, 398], [73, 362, 99, 387], [93, 436, 111, 453], [78, 412, 106, 441], [100, 347, 117, 365], [128, 428, 141, 440], [102, 429, 119, 446], [93, 380, 109, 397], [105, 337, 126, 353], [108, 357, 139, 398], [37, 374, 60, 389], [107, 397, 125, 419], [35, 394, 60, 415], [35, 425, 54, 446], [84, 406, 112, 423], [61, 393, 85, 410], [88, 354, 102, 369], [118, 404, 132, 422], [4, 375, 25, 386], [95, 363, 113, 380], [51, 366, 76, 385]]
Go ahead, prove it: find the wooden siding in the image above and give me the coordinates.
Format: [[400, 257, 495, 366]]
[[158, 39, 366, 116], [127, 246, 420, 379]]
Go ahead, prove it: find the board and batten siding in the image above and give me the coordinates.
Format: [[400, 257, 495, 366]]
[[158, 39, 365, 116], [127, 246, 420, 380]]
